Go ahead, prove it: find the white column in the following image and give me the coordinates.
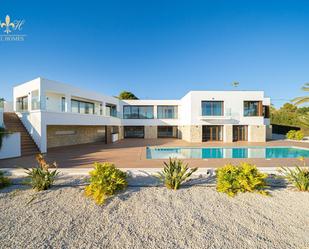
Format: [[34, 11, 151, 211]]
[[65, 94, 71, 112], [154, 105, 157, 119], [223, 125, 233, 142], [28, 92, 32, 111], [102, 101, 106, 116]]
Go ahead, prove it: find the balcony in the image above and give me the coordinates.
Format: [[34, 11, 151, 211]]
[[200, 108, 236, 120]]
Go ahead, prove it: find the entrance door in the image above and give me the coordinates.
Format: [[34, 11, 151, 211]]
[[124, 126, 144, 138], [233, 125, 248, 141], [202, 126, 223, 142]]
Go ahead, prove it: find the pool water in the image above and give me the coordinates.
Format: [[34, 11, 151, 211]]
[[146, 146, 309, 159]]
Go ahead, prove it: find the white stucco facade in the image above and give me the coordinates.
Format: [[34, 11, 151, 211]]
[[12, 77, 271, 152]]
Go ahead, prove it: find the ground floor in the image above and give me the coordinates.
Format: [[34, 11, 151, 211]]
[[1, 138, 308, 168], [45, 124, 272, 149]]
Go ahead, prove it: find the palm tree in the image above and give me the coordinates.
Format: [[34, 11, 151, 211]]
[[292, 83, 309, 105], [292, 83, 309, 127]]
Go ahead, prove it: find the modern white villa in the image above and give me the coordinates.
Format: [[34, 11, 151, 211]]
[[2, 77, 272, 154]]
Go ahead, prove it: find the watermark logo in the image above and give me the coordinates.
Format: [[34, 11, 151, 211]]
[[0, 15, 26, 41]]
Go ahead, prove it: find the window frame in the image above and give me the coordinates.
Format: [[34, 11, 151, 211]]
[[71, 99, 95, 115], [123, 105, 154, 119], [157, 105, 178, 119], [243, 101, 263, 117], [201, 101, 224, 116]]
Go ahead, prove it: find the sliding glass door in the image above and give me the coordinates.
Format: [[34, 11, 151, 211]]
[[202, 126, 223, 142], [233, 125, 248, 141], [124, 126, 145, 138]]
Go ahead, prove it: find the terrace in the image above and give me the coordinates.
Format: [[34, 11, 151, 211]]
[[0, 138, 308, 168]]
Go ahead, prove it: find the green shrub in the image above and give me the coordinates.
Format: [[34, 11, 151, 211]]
[[25, 154, 59, 191], [286, 130, 296, 139], [278, 167, 309, 191], [85, 162, 127, 205], [157, 158, 198, 190], [216, 163, 268, 197], [0, 170, 11, 189], [294, 130, 304, 140], [278, 158, 309, 191], [286, 130, 304, 140]]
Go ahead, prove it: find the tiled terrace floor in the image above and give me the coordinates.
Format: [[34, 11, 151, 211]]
[[0, 138, 309, 168]]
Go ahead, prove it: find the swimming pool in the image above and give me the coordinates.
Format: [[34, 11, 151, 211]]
[[146, 146, 309, 159]]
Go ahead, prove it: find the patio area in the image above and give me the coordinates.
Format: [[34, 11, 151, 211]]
[[0, 138, 309, 168]]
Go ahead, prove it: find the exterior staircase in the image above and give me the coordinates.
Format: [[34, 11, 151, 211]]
[[3, 112, 40, 156]]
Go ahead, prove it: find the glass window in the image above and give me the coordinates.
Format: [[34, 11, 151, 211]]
[[61, 97, 66, 112], [244, 101, 262, 116], [16, 96, 28, 112], [123, 106, 154, 119], [157, 126, 177, 138], [71, 100, 79, 113], [106, 104, 117, 117], [31, 90, 40, 110], [124, 126, 144, 138], [201, 101, 223, 116], [157, 106, 178, 119], [71, 99, 94, 114]]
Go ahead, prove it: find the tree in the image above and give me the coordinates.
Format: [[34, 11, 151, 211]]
[[292, 83, 309, 127], [292, 83, 309, 105], [281, 103, 297, 112], [118, 91, 138, 100], [0, 98, 4, 109]]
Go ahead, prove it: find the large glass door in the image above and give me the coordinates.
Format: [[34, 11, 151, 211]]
[[124, 126, 145, 138], [233, 125, 248, 141], [202, 126, 223, 142]]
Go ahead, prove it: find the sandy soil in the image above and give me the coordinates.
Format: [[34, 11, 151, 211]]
[[0, 180, 308, 249]]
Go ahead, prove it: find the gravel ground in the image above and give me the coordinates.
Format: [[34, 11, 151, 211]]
[[0, 179, 309, 249]]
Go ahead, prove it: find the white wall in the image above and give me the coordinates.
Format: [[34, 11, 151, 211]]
[[13, 78, 41, 112], [46, 92, 64, 112], [0, 132, 21, 159], [12, 77, 271, 152], [181, 91, 268, 126], [17, 111, 43, 151]]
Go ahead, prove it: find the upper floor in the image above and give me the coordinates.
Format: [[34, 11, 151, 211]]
[[12, 77, 270, 126]]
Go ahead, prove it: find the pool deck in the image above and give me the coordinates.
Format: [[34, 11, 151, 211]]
[[0, 138, 309, 168]]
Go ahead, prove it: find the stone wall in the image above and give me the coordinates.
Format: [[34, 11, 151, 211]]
[[47, 125, 106, 148], [248, 125, 266, 142], [118, 126, 124, 140], [266, 125, 272, 140], [178, 125, 202, 142], [144, 126, 157, 139]]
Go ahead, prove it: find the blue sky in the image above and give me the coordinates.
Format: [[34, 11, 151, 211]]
[[0, 0, 309, 107]]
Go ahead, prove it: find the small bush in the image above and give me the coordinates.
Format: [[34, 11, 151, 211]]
[[278, 158, 309, 191], [157, 158, 198, 190], [216, 163, 268, 197], [85, 162, 127, 205], [286, 130, 304, 140], [294, 130, 304, 140], [0, 170, 11, 189], [25, 154, 59, 191]]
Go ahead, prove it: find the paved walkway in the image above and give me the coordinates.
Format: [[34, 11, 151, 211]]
[[0, 138, 308, 168]]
